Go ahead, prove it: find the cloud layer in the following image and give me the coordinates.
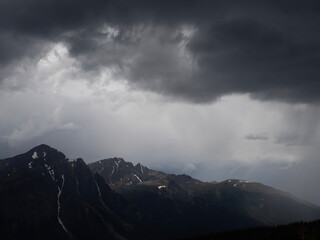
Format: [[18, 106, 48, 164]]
[[1, 0, 320, 103]]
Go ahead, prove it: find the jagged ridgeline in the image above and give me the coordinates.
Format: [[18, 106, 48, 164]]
[[1, 144, 320, 240]]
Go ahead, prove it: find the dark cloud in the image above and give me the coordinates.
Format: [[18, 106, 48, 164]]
[[1, 0, 320, 103], [245, 133, 269, 141]]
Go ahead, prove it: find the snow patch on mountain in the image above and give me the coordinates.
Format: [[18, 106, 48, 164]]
[[32, 152, 38, 159], [57, 174, 68, 233], [114, 160, 120, 169], [95, 180, 102, 199], [45, 164, 55, 181], [239, 180, 249, 183], [110, 166, 115, 177], [134, 174, 142, 183]]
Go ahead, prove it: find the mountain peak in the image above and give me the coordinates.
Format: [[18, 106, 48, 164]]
[[0, 145, 129, 240], [0, 144, 72, 178], [25, 144, 66, 163], [29, 144, 59, 153]]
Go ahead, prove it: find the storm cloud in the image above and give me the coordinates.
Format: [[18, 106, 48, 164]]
[[1, 0, 320, 205], [1, 0, 320, 103]]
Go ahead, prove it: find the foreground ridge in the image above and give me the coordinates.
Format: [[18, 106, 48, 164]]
[[183, 219, 320, 240]]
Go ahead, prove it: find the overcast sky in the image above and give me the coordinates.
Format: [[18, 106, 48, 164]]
[[1, 0, 320, 205]]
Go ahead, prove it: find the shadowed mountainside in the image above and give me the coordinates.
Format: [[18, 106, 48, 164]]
[[182, 219, 320, 240], [0, 145, 319, 240], [89, 158, 320, 238]]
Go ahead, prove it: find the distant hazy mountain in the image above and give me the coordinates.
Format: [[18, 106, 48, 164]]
[[1, 145, 320, 240]]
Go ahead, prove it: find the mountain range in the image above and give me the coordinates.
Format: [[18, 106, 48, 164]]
[[0, 144, 319, 240]]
